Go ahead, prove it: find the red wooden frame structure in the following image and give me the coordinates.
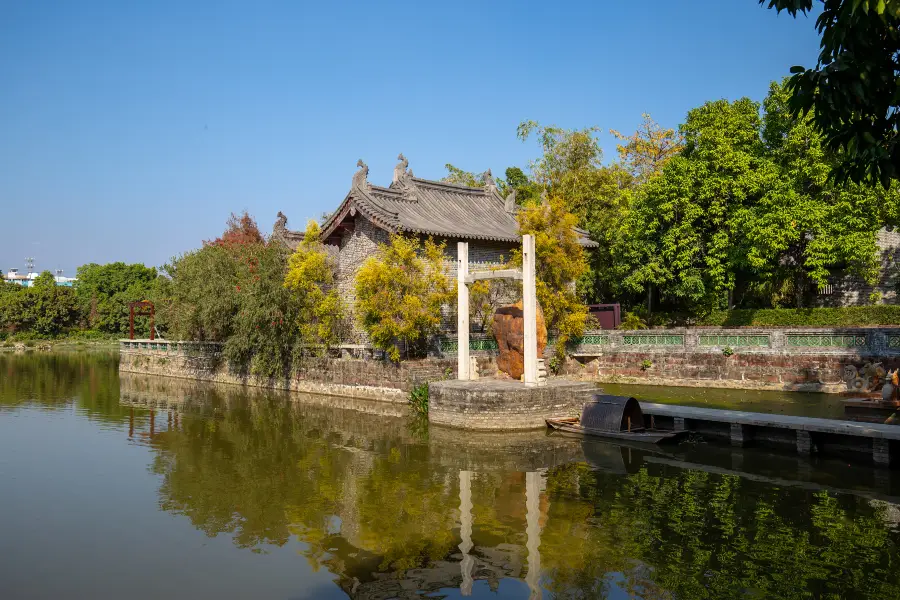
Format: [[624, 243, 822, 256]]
[[129, 301, 155, 340]]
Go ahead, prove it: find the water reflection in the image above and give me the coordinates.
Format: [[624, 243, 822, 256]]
[[2, 352, 900, 599]]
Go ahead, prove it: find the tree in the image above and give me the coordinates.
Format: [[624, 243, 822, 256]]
[[354, 235, 453, 361], [760, 0, 900, 187], [611, 113, 684, 182], [441, 164, 486, 187], [74, 262, 158, 335], [206, 211, 264, 247], [283, 220, 348, 349], [0, 271, 79, 336], [513, 197, 590, 353], [618, 83, 897, 312], [619, 97, 781, 312]]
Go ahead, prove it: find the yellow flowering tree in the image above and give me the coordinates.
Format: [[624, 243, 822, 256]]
[[283, 221, 348, 351], [354, 234, 453, 361]]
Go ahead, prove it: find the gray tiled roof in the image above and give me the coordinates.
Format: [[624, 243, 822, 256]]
[[316, 172, 598, 248]]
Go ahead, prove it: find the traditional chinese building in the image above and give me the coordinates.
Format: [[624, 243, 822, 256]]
[[272, 155, 597, 337]]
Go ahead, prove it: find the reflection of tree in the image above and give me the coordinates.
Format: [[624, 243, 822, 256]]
[[52, 368, 893, 599], [539, 462, 900, 599], [0, 351, 130, 424]]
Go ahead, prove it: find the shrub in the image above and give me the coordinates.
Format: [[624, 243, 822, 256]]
[[640, 359, 652, 370], [672, 306, 900, 328], [408, 382, 429, 416], [355, 234, 453, 361], [284, 220, 349, 350]]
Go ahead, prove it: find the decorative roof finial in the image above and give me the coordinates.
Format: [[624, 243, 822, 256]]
[[274, 211, 288, 234], [352, 159, 369, 189], [483, 168, 496, 189], [393, 153, 409, 184], [504, 189, 517, 213]]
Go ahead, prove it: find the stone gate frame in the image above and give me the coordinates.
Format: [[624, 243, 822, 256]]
[[457, 234, 539, 384]]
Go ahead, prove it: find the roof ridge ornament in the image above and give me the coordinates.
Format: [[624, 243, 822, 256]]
[[352, 159, 369, 190], [393, 153, 409, 184], [392, 152, 417, 200], [504, 189, 517, 213], [483, 168, 497, 194]]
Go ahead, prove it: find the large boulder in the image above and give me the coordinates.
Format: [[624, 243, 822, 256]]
[[492, 300, 547, 380]]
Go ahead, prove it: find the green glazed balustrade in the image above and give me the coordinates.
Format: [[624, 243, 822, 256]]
[[785, 334, 867, 348], [698, 334, 769, 348], [439, 337, 498, 354], [622, 334, 684, 346]]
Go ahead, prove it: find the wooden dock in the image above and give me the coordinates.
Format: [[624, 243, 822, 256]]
[[640, 402, 899, 467]]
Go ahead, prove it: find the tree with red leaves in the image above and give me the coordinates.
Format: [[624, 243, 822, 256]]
[[205, 211, 264, 248]]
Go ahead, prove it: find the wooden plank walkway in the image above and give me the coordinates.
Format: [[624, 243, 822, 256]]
[[640, 402, 899, 466]]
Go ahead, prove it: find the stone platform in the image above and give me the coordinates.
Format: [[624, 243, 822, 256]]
[[429, 379, 597, 431]]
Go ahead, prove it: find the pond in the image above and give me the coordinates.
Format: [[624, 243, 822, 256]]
[[1, 351, 900, 599]]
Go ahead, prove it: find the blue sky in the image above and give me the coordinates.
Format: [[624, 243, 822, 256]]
[[0, 0, 822, 276]]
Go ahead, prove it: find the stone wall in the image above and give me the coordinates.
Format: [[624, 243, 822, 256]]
[[119, 340, 459, 402], [558, 327, 900, 392], [429, 379, 596, 430], [819, 228, 900, 307]]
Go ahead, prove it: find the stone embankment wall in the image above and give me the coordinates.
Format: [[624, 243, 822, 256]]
[[560, 327, 900, 392], [119, 340, 464, 402]]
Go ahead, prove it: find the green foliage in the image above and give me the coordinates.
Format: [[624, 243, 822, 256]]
[[611, 113, 684, 182], [722, 346, 735, 357], [617, 81, 896, 312], [355, 235, 453, 361], [618, 311, 649, 330], [761, 0, 900, 187], [0, 272, 79, 337], [640, 359, 653, 370], [284, 220, 348, 350], [513, 196, 590, 353], [659, 305, 900, 327], [408, 382, 429, 416], [223, 242, 299, 378], [75, 262, 158, 336], [156, 213, 299, 378]]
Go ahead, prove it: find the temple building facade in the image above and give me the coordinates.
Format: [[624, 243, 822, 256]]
[[272, 155, 597, 338]]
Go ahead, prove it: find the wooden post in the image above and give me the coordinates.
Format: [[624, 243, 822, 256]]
[[523, 234, 538, 384], [457, 241, 470, 381]]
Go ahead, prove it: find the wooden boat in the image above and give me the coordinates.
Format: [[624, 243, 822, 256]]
[[842, 397, 900, 424], [546, 395, 685, 444]]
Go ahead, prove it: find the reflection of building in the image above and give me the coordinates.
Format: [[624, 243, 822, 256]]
[[338, 470, 549, 600]]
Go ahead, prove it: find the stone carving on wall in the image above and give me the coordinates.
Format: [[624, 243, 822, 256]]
[[492, 300, 547, 380], [844, 362, 900, 400]]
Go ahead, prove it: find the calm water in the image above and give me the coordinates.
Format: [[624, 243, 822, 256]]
[[2, 353, 900, 599]]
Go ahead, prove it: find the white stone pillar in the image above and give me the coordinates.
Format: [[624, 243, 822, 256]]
[[458, 470, 475, 596], [523, 234, 538, 384], [457, 242, 470, 381], [525, 470, 545, 600]]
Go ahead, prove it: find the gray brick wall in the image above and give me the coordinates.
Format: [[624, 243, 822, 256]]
[[335, 214, 518, 340], [819, 228, 900, 306]]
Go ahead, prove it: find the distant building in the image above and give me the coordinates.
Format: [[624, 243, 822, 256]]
[[2, 268, 77, 288]]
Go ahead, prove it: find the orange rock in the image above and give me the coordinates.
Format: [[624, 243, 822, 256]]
[[492, 300, 547, 380]]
